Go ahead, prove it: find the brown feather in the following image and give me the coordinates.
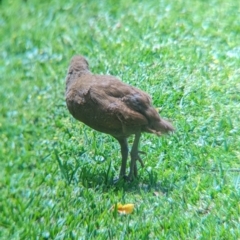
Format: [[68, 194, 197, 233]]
[[65, 55, 174, 180]]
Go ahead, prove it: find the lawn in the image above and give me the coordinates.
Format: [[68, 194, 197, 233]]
[[0, 0, 239, 239]]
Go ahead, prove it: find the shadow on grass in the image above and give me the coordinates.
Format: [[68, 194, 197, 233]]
[[55, 149, 173, 194], [111, 170, 173, 195]]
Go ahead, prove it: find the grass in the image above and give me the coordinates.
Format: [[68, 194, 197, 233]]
[[0, 0, 239, 239]]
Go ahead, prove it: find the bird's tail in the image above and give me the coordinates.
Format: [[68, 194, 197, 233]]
[[158, 118, 174, 134], [145, 118, 174, 136]]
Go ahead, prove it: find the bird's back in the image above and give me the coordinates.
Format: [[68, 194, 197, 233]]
[[66, 74, 173, 138]]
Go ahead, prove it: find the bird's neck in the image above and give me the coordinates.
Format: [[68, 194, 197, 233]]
[[66, 70, 91, 89]]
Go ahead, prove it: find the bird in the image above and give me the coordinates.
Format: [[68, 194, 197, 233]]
[[65, 55, 174, 181]]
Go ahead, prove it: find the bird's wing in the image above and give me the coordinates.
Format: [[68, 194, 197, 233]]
[[88, 75, 150, 127], [90, 75, 174, 134]]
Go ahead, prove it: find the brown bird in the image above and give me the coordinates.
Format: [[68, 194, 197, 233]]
[[65, 55, 174, 181]]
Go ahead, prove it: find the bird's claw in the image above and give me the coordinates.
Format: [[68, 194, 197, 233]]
[[114, 175, 132, 184], [133, 151, 145, 168]]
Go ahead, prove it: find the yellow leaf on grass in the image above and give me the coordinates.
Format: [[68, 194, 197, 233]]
[[117, 203, 134, 214]]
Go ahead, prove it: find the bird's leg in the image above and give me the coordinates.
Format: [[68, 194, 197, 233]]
[[116, 137, 128, 179], [129, 132, 144, 180]]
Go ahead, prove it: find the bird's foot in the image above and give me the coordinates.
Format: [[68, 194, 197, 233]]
[[131, 151, 146, 168], [136, 151, 146, 168], [128, 151, 146, 180], [113, 175, 132, 184]]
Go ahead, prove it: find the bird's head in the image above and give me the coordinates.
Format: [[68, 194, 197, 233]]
[[66, 55, 90, 86], [68, 55, 89, 74]]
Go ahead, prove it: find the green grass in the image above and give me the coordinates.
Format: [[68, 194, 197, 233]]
[[0, 0, 240, 239]]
